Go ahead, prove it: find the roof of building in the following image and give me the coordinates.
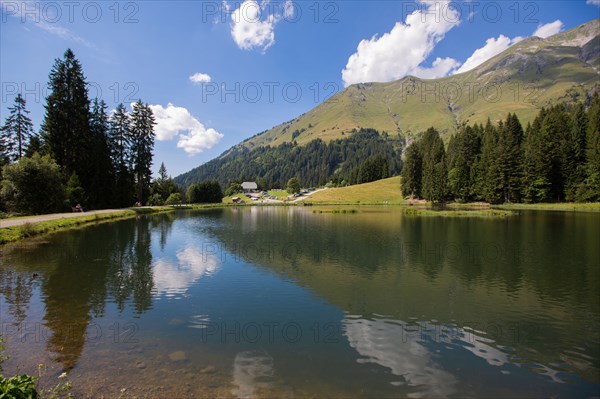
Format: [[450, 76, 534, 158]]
[[241, 182, 258, 189]]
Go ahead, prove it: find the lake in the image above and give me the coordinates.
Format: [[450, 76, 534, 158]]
[[0, 207, 598, 398]]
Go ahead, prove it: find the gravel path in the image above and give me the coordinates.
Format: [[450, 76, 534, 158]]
[[0, 209, 125, 228]]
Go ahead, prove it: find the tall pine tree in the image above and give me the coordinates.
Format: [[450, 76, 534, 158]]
[[420, 128, 447, 203], [579, 94, 600, 201], [89, 98, 115, 208], [1, 93, 35, 162], [129, 100, 156, 204], [41, 49, 94, 195], [109, 103, 133, 206], [401, 142, 422, 198]]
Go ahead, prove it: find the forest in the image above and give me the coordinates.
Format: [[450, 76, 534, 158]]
[[402, 95, 600, 203], [175, 128, 404, 189], [0, 49, 163, 214]]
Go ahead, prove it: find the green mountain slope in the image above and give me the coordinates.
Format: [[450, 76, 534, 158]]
[[240, 19, 599, 149]]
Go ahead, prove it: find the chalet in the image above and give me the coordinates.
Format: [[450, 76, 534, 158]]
[[241, 182, 258, 193]]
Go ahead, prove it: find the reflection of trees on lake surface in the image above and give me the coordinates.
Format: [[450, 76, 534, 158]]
[[0, 269, 35, 326], [211, 207, 600, 384], [0, 216, 168, 371], [43, 217, 160, 370]]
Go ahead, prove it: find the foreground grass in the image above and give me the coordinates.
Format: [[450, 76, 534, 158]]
[[305, 176, 406, 204], [0, 207, 173, 245]]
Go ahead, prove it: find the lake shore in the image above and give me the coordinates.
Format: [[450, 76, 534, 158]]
[[2, 201, 599, 245], [0, 206, 174, 245]]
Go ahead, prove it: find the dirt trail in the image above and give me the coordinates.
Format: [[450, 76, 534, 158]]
[[0, 209, 124, 228]]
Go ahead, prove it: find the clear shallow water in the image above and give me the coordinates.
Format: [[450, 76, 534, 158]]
[[0, 207, 598, 398]]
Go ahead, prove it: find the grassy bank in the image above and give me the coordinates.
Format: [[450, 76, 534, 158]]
[[0, 207, 174, 245], [305, 176, 405, 204]]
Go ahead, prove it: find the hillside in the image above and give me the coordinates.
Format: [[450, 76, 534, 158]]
[[239, 19, 599, 148]]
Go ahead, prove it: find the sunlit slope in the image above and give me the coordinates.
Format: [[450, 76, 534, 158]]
[[304, 176, 404, 204]]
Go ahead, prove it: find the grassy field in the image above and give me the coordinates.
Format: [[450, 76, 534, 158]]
[[0, 207, 174, 245], [268, 190, 290, 200], [304, 176, 406, 204]]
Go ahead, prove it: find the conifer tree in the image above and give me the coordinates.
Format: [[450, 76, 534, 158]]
[[129, 100, 156, 204], [89, 98, 115, 208], [578, 94, 600, 201], [522, 109, 552, 202], [421, 128, 447, 202], [109, 103, 133, 206], [562, 103, 588, 201], [41, 49, 93, 193], [401, 142, 422, 198], [1, 94, 35, 162]]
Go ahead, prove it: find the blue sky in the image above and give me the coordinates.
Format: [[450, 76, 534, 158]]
[[1, 0, 598, 176]]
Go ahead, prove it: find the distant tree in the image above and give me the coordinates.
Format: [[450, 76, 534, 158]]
[[225, 181, 243, 197], [24, 135, 43, 158], [497, 113, 524, 202], [521, 111, 552, 203], [1, 94, 35, 162], [473, 119, 503, 203], [109, 103, 133, 207], [147, 193, 164, 206], [577, 94, 600, 201], [65, 172, 87, 208], [89, 98, 114, 209], [563, 103, 588, 201], [401, 142, 422, 198], [420, 128, 447, 203], [286, 177, 301, 194], [150, 162, 179, 202], [186, 181, 223, 203], [447, 125, 480, 201], [129, 100, 156, 204], [1, 154, 65, 214], [357, 155, 389, 184], [165, 192, 182, 205]]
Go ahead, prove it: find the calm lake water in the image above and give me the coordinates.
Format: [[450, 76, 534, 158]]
[[0, 207, 599, 398]]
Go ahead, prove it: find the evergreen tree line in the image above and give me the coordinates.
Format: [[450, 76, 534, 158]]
[[175, 129, 403, 189], [402, 95, 600, 203], [0, 49, 158, 214], [186, 181, 223, 204]]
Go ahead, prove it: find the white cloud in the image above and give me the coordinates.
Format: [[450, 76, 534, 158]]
[[415, 57, 461, 79], [586, 0, 600, 6], [148, 103, 223, 155], [341, 1, 461, 87], [454, 34, 524, 74], [0, 0, 95, 48], [533, 20, 564, 38], [454, 19, 563, 75], [230, 0, 277, 52], [189, 73, 212, 84], [283, 0, 295, 19]]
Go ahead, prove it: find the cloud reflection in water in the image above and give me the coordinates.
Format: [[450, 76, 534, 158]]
[[152, 245, 220, 297]]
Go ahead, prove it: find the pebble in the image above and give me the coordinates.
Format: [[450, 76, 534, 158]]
[[200, 365, 217, 374], [168, 351, 187, 362]]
